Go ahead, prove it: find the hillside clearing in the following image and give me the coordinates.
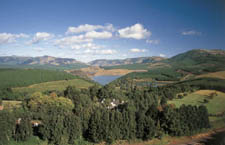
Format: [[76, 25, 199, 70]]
[[13, 79, 94, 94], [70, 66, 148, 77], [168, 90, 225, 115], [0, 68, 78, 89], [1, 100, 22, 110], [196, 71, 225, 80]]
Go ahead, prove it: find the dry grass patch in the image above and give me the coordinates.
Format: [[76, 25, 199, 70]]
[[13, 79, 94, 94], [196, 71, 225, 80], [2, 100, 22, 109]]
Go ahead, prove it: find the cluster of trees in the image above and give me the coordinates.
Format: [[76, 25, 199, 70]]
[[0, 84, 210, 145], [176, 78, 225, 93], [114, 67, 183, 82], [0, 88, 28, 100]]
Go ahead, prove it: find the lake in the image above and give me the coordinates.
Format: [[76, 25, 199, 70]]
[[92, 75, 121, 85]]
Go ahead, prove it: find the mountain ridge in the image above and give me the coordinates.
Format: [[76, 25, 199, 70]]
[[88, 56, 166, 66], [0, 55, 86, 66]]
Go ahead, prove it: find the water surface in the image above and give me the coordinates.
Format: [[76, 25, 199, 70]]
[[92, 75, 121, 85]]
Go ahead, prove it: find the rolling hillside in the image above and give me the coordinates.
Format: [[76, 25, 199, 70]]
[[13, 79, 95, 94], [108, 49, 225, 82], [89, 56, 165, 66], [0, 68, 79, 89], [0, 56, 88, 70], [165, 49, 225, 74]]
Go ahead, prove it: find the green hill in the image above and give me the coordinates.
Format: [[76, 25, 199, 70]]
[[166, 49, 225, 74], [0, 56, 88, 70], [89, 56, 165, 67], [109, 49, 225, 82], [13, 78, 95, 94], [0, 68, 79, 89]]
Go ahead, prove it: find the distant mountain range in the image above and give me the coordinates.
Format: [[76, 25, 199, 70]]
[[105, 49, 225, 84], [0, 55, 83, 65], [0, 49, 224, 71], [0, 56, 88, 70], [88, 56, 166, 66]]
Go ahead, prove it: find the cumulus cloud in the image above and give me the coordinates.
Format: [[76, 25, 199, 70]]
[[71, 43, 104, 50], [55, 35, 93, 49], [130, 48, 146, 53], [85, 31, 112, 39], [30, 32, 54, 44], [146, 39, 160, 44], [84, 49, 117, 55], [66, 23, 115, 34], [0, 33, 29, 44], [181, 30, 201, 36], [33, 47, 44, 52], [159, 54, 166, 57], [55, 30, 112, 49], [118, 23, 151, 39]]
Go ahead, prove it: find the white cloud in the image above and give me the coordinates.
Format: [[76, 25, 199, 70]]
[[104, 24, 115, 32], [55, 35, 93, 49], [0, 33, 29, 44], [66, 23, 115, 34], [159, 54, 166, 57], [130, 48, 146, 53], [33, 47, 44, 52], [146, 39, 160, 44], [85, 31, 112, 39], [118, 23, 151, 39], [71, 43, 104, 50], [84, 49, 117, 55], [55, 30, 111, 49], [31, 32, 54, 44], [181, 30, 201, 36]]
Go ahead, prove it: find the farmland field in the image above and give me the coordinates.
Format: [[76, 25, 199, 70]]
[[13, 79, 95, 94], [103, 63, 150, 70], [1, 100, 22, 110], [168, 90, 225, 115], [0, 68, 79, 89], [196, 71, 225, 80], [168, 90, 225, 128]]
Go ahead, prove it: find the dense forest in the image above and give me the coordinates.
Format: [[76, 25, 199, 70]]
[[0, 49, 225, 145], [0, 83, 210, 145]]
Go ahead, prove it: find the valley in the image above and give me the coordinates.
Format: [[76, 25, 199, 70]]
[[0, 49, 225, 145], [1, 0, 225, 144]]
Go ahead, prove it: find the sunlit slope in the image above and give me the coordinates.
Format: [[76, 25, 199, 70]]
[[0, 68, 79, 89], [13, 79, 95, 94], [196, 71, 225, 80], [107, 49, 225, 82], [168, 90, 225, 115]]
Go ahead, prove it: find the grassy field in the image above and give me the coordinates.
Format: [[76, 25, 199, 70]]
[[2, 100, 22, 110], [168, 90, 225, 115], [196, 71, 225, 80], [13, 79, 95, 94], [0, 68, 79, 89], [103, 63, 150, 70], [168, 90, 225, 127]]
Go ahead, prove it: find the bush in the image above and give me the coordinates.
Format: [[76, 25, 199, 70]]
[[178, 94, 183, 99], [203, 99, 209, 103]]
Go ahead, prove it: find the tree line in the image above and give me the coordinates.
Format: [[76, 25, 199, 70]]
[[0, 84, 210, 145]]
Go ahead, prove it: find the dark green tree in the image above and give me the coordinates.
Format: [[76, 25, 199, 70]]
[[14, 117, 32, 141], [0, 110, 16, 145]]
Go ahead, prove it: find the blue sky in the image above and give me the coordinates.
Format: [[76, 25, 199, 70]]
[[0, 0, 224, 62]]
